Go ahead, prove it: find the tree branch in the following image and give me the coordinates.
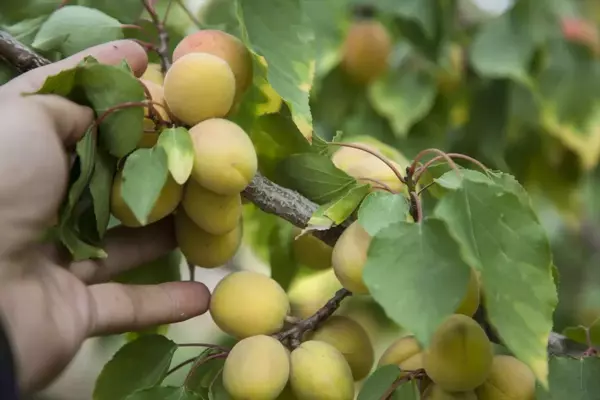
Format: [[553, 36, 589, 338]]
[[0, 30, 589, 359]]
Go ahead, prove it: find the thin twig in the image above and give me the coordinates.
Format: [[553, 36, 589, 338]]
[[175, 0, 203, 29], [409, 192, 422, 222], [142, 0, 172, 73]]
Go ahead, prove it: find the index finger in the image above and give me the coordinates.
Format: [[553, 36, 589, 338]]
[[1, 40, 149, 96]]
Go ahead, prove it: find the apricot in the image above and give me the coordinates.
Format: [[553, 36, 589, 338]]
[[423, 314, 493, 392], [188, 118, 257, 195], [290, 340, 354, 400], [309, 316, 374, 381], [223, 335, 290, 399], [475, 355, 536, 400], [173, 30, 253, 99], [110, 170, 182, 227], [291, 228, 333, 270], [287, 269, 343, 319], [331, 221, 372, 294], [137, 79, 170, 148], [340, 20, 391, 84], [454, 268, 480, 317], [210, 271, 290, 338], [174, 210, 241, 268], [378, 335, 424, 374], [163, 52, 235, 125], [331, 144, 404, 193], [181, 179, 241, 235], [141, 63, 164, 85], [423, 384, 477, 400]]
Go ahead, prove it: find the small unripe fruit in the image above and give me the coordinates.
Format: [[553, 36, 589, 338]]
[[181, 179, 241, 235], [210, 271, 290, 338], [332, 221, 372, 294], [189, 118, 257, 195], [309, 316, 374, 381], [223, 335, 290, 399], [291, 228, 333, 270], [290, 340, 354, 400], [175, 210, 241, 268], [423, 384, 477, 400], [475, 355, 536, 400], [173, 30, 253, 99], [341, 20, 391, 84], [454, 268, 480, 317], [163, 52, 235, 125], [378, 335, 424, 374], [110, 170, 182, 227], [423, 314, 493, 392]]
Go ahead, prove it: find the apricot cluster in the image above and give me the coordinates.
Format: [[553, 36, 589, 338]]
[[110, 29, 256, 268]]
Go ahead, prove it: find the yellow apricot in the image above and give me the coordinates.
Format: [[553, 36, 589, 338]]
[[423, 384, 477, 400], [287, 269, 343, 319], [181, 179, 241, 235], [210, 271, 290, 338], [291, 228, 333, 270], [475, 355, 536, 400], [290, 340, 354, 400], [110, 170, 182, 227], [309, 316, 374, 381], [378, 335, 422, 368], [173, 30, 253, 99], [331, 221, 372, 294], [188, 118, 257, 195], [141, 63, 164, 85], [341, 20, 391, 84], [223, 335, 290, 399], [423, 314, 493, 392], [455, 268, 480, 317], [163, 52, 235, 125], [174, 210, 241, 268]]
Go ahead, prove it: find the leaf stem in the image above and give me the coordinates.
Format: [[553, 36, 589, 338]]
[[328, 142, 407, 185], [177, 343, 230, 352], [410, 148, 461, 180], [175, 0, 204, 29], [381, 370, 426, 400], [183, 351, 228, 388], [355, 177, 395, 193], [413, 153, 488, 183], [165, 356, 197, 377]]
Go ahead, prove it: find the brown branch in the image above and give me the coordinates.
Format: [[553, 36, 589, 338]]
[[142, 0, 171, 73], [274, 288, 352, 348], [0, 30, 589, 360]]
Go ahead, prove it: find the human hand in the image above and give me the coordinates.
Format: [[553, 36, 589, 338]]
[[0, 40, 210, 394]]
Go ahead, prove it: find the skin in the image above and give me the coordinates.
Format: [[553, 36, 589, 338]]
[[0, 40, 211, 394]]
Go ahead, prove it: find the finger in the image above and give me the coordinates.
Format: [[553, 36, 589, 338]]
[[69, 216, 177, 284], [87, 281, 211, 336], [1, 40, 149, 95]]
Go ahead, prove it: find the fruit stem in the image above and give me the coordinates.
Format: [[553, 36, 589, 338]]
[[328, 142, 407, 185], [274, 288, 352, 349]]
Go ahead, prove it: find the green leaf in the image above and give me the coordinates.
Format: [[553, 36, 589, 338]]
[[269, 223, 300, 292], [1, 15, 49, 46], [121, 147, 169, 226], [184, 349, 226, 397], [363, 218, 472, 347], [433, 174, 557, 385], [357, 365, 401, 400], [32, 6, 124, 56], [89, 148, 116, 238], [237, 0, 314, 139], [562, 319, 600, 347], [278, 153, 356, 204], [358, 192, 411, 236], [31, 62, 79, 97], [308, 183, 371, 228], [208, 370, 232, 400], [0, 62, 16, 85], [0, 0, 60, 23], [390, 380, 420, 400], [536, 356, 600, 399], [157, 127, 195, 185], [369, 65, 437, 138], [94, 335, 177, 400], [78, 59, 145, 157], [78, 0, 145, 24], [125, 386, 201, 400], [113, 250, 182, 285], [59, 222, 107, 261]]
